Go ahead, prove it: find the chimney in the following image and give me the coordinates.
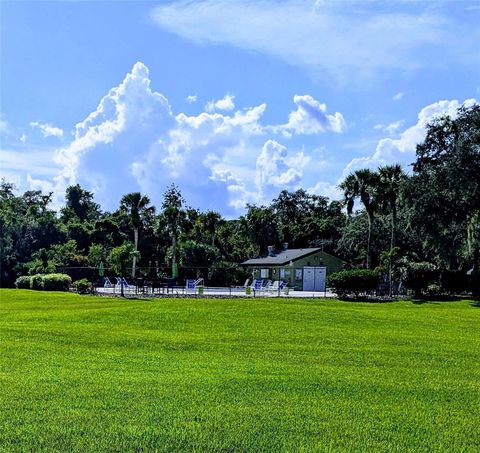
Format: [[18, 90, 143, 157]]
[[283, 242, 289, 251], [267, 245, 275, 257]]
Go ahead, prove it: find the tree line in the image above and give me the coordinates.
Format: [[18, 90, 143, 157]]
[[1, 104, 479, 292]]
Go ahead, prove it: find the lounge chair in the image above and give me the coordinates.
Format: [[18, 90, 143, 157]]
[[251, 279, 263, 292]]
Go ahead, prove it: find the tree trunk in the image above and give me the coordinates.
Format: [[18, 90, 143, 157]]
[[389, 204, 397, 296], [172, 234, 177, 278], [366, 213, 373, 269], [132, 228, 138, 278]]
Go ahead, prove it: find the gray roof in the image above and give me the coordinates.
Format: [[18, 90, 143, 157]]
[[241, 248, 322, 266]]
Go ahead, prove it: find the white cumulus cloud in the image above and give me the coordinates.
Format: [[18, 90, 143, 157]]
[[205, 94, 235, 112], [29, 121, 64, 138], [22, 62, 344, 214], [277, 94, 346, 136], [343, 98, 478, 176]]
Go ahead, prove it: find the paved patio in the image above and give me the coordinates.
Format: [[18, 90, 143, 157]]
[[95, 285, 336, 298]]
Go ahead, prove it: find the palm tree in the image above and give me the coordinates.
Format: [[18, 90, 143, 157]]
[[204, 211, 222, 247], [378, 165, 406, 293], [161, 185, 185, 278], [340, 169, 380, 268], [120, 192, 155, 278]]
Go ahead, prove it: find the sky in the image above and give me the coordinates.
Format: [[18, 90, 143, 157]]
[[1, 0, 479, 216]]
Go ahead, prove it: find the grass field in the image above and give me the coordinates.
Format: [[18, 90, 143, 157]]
[[0, 289, 479, 452]]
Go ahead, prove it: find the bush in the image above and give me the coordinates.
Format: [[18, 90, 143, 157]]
[[425, 283, 442, 297], [16, 273, 72, 291], [74, 278, 92, 295], [440, 270, 469, 294], [15, 275, 31, 289], [402, 262, 439, 298], [42, 273, 72, 291], [327, 269, 380, 298], [30, 274, 44, 290], [470, 270, 480, 300]]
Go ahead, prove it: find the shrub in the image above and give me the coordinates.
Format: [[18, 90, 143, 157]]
[[402, 262, 439, 298], [15, 275, 31, 289], [425, 283, 442, 297], [42, 273, 72, 291], [74, 278, 92, 295], [327, 269, 380, 298], [30, 274, 44, 291], [470, 270, 480, 300], [440, 270, 469, 294]]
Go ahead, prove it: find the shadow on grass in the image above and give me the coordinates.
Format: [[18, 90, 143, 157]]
[[337, 296, 399, 304], [411, 295, 472, 305]]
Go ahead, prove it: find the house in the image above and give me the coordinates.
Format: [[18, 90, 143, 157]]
[[241, 246, 345, 291]]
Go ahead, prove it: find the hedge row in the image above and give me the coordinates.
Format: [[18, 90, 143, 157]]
[[327, 269, 380, 298], [327, 267, 480, 299], [15, 273, 72, 291]]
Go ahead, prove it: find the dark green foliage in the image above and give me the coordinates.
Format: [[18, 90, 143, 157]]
[[327, 269, 380, 298], [270, 190, 344, 252], [15, 275, 31, 289], [470, 271, 480, 299], [208, 261, 249, 286], [18, 273, 72, 291], [30, 274, 44, 290], [406, 105, 480, 270], [440, 270, 469, 295], [402, 262, 439, 298], [42, 274, 72, 291], [61, 184, 100, 223], [74, 278, 93, 294], [180, 240, 219, 269]]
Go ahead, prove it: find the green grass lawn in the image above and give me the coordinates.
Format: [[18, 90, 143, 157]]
[[0, 290, 479, 452]]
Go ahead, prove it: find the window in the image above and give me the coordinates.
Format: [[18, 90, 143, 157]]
[[260, 269, 269, 278], [295, 269, 302, 280], [280, 268, 285, 279]]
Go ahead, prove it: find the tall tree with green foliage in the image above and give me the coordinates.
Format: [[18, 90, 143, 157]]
[[120, 192, 155, 277], [244, 204, 278, 255], [340, 169, 380, 268], [61, 184, 100, 223], [160, 185, 185, 278], [378, 164, 406, 294], [406, 104, 480, 269]]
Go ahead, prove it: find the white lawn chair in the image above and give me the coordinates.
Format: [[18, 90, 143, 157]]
[[269, 280, 280, 293]]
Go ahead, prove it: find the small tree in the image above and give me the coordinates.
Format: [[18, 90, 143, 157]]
[[401, 262, 439, 298], [108, 242, 139, 296]]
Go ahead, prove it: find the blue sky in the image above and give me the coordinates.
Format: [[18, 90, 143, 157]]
[[1, 0, 479, 215]]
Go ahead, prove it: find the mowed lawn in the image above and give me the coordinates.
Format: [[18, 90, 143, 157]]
[[0, 290, 479, 452]]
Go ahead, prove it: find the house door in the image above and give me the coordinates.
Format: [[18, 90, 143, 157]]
[[303, 267, 327, 291]]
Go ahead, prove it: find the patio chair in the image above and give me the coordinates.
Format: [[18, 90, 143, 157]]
[[261, 279, 272, 289], [251, 279, 263, 292], [269, 280, 280, 293]]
